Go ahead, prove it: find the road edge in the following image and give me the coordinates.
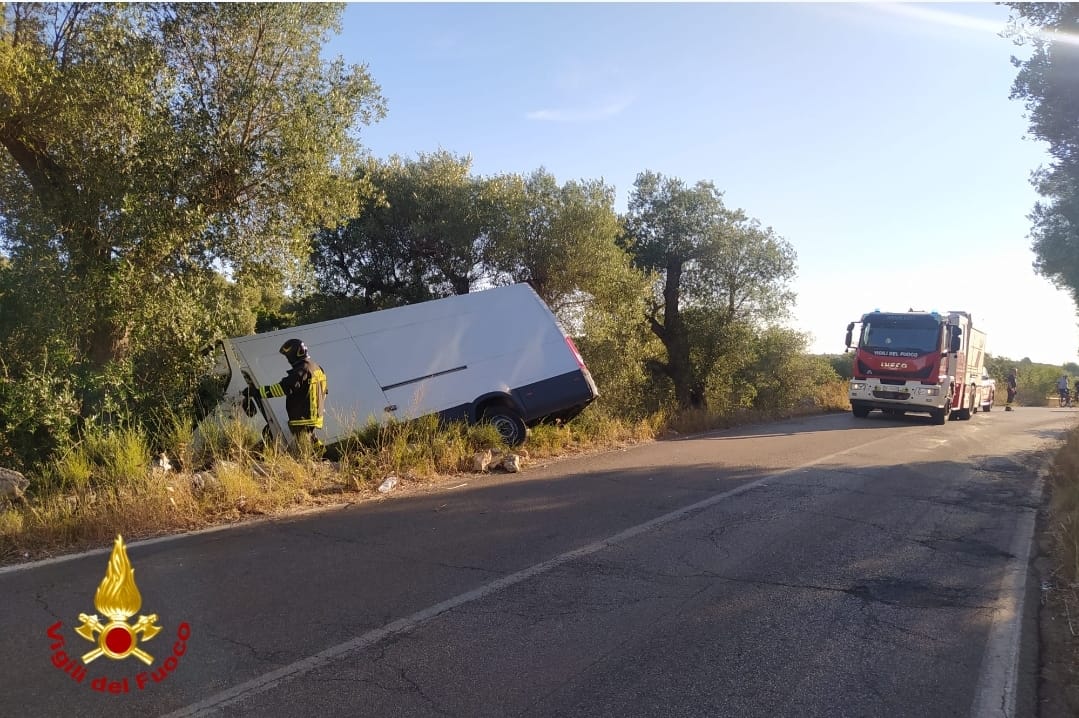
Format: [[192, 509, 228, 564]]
[[968, 450, 1049, 717]]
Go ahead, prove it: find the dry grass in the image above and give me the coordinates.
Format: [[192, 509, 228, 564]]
[[1045, 425, 1079, 714], [815, 379, 852, 412], [1, 400, 833, 562], [1050, 427, 1079, 584]]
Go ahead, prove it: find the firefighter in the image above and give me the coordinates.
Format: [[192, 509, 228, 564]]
[[1005, 367, 1017, 411], [249, 338, 328, 451]]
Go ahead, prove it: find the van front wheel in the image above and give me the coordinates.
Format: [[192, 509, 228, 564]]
[[483, 405, 528, 446]]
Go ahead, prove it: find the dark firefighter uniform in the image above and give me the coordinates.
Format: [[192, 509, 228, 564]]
[[258, 339, 328, 436]]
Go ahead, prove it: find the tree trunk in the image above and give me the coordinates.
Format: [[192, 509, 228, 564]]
[[655, 257, 707, 410], [75, 241, 131, 418], [451, 274, 471, 295], [79, 313, 131, 420], [86, 315, 130, 372]]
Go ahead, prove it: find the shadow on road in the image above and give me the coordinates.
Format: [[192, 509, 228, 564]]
[[671, 409, 948, 442]]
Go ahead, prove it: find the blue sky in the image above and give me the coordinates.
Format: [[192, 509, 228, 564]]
[[327, 2, 1076, 365]]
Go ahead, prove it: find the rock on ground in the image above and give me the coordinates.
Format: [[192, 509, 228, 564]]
[[0, 468, 29, 500]]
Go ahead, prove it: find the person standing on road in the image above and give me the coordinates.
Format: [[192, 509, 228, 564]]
[[1006, 367, 1018, 411], [1058, 374, 1070, 407]]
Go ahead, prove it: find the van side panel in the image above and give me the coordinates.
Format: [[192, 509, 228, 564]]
[[358, 286, 576, 421], [233, 324, 388, 443]]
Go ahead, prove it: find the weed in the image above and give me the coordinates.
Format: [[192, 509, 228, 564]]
[[1050, 427, 1079, 582], [814, 380, 852, 412], [152, 407, 197, 472]]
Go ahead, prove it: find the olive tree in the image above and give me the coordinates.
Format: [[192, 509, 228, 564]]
[[620, 170, 797, 409], [0, 3, 385, 418]]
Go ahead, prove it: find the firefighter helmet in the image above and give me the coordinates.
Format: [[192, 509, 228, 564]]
[[279, 338, 308, 363]]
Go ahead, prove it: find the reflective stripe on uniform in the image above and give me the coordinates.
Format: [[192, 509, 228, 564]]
[[307, 369, 327, 426], [260, 383, 285, 398]]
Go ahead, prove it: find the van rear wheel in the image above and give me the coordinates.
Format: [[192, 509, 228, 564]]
[[483, 405, 528, 446]]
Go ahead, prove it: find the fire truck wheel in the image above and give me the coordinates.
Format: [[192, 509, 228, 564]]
[[931, 408, 947, 425], [852, 405, 870, 419]]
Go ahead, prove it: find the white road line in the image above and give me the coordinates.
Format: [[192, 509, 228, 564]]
[[968, 464, 1045, 717], [160, 434, 902, 718]]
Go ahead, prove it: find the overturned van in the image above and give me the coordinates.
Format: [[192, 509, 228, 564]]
[[200, 284, 599, 447]]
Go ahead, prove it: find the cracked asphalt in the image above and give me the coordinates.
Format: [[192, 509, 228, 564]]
[[1, 407, 1071, 717]]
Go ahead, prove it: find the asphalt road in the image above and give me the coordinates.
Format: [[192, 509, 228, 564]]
[[1, 407, 1072, 718]]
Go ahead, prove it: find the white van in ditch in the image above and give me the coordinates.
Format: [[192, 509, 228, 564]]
[[202, 284, 599, 447]]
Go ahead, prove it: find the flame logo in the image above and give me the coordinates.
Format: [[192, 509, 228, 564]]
[[75, 535, 161, 664], [94, 536, 142, 621]]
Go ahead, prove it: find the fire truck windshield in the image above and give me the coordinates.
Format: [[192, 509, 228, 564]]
[[860, 319, 941, 354]]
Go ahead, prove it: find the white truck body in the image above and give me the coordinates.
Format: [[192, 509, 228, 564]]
[[965, 326, 992, 412], [202, 284, 599, 447]]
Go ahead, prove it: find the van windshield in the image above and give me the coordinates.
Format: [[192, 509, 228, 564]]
[[860, 318, 941, 354]]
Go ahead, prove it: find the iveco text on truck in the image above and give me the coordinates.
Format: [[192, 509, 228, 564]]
[[844, 310, 988, 425], [201, 284, 599, 447]]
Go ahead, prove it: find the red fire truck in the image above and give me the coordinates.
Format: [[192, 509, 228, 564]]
[[844, 310, 988, 425]]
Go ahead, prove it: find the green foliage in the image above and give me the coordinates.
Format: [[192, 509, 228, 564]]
[[0, 361, 81, 472], [576, 283, 670, 417], [148, 407, 197, 472], [619, 170, 798, 409], [466, 422, 507, 451], [484, 169, 642, 325], [309, 151, 486, 316], [1005, 4, 1079, 307], [337, 414, 500, 478], [985, 354, 1076, 406], [0, 3, 386, 421], [1019, 362, 1067, 406], [193, 411, 263, 465], [732, 328, 839, 412], [50, 423, 151, 493], [822, 352, 855, 380]]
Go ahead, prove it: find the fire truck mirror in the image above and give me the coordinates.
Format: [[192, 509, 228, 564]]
[[845, 323, 855, 348], [949, 327, 962, 353]]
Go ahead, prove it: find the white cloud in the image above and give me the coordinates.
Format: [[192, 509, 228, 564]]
[[526, 97, 634, 123]]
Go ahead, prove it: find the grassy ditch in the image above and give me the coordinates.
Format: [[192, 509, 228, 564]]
[[0, 381, 851, 562], [1044, 425, 1079, 714]]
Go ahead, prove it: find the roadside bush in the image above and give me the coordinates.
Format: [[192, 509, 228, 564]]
[[823, 353, 854, 380], [815, 379, 851, 411], [731, 327, 838, 413], [0, 365, 81, 472]]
